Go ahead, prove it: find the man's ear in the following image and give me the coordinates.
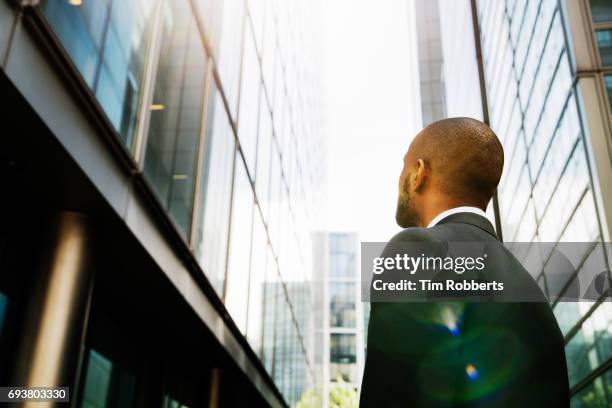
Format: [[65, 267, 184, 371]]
[[412, 159, 427, 192]]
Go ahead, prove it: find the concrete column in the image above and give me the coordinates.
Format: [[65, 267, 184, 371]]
[[15, 212, 93, 406], [208, 368, 220, 408]]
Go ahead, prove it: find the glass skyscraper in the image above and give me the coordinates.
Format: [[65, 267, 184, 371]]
[[431, 0, 612, 405], [415, 0, 447, 126], [0, 0, 324, 406]]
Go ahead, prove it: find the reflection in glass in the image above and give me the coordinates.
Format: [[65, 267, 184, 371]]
[[566, 302, 612, 387], [81, 349, 136, 407], [41, 0, 154, 147], [237, 26, 262, 175], [570, 368, 612, 407], [246, 210, 268, 356], [330, 282, 356, 328], [215, 0, 245, 117], [195, 87, 235, 296], [261, 253, 278, 375], [255, 91, 273, 218], [224, 158, 254, 333], [0, 292, 7, 337], [144, 0, 207, 238], [590, 0, 612, 23], [330, 333, 357, 383], [596, 29, 612, 67], [605, 75, 612, 111]]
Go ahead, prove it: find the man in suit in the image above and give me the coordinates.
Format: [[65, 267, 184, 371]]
[[360, 118, 568, 407]]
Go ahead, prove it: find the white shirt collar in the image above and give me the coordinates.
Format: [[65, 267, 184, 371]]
[[427, 206, 488, 228]]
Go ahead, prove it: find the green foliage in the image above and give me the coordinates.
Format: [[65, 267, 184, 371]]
[[296, 376, 358, 408], [295, 387, 321, 408]]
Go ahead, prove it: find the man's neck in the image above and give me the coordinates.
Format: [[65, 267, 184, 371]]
[[425, 206, 488, 228], [419, 199, 486, 228]]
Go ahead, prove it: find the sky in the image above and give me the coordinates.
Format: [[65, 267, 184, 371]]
[[321, 0, 422, 242]]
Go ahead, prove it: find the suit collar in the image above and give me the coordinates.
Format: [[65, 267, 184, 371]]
[[435, 212, 500, 240]]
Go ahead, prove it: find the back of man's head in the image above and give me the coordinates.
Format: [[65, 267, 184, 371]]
[[414, 117, 504, 208]]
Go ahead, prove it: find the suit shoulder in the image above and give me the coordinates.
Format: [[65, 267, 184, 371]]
[[388, 227, 439, 244]]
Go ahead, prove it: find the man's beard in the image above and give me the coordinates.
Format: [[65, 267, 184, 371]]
[[395, 177, 420, 228]]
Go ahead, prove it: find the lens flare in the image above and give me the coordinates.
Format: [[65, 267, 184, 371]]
[[441, 306, 459, 335], [466, 364, 479, 381]]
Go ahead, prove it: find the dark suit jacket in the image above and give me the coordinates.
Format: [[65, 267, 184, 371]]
[[360, 213, 569, 407]]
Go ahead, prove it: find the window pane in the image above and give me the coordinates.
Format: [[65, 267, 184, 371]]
[[41, 0, 109, 86], [329, 249, 356, 279], [214, 0, 245, 117], [255, 90, 272, 217], [144, 0, 207, 239], [41, 0, 155, 148], [570, 368, 612, 407], [329, 282, 356, 328], [330, 333, 358, 383], [194, 86, 235, 296], [590, 0, 612, 23], [225, 159, 254, 333], [261, 247, 279, 374], [0, 292, 7, 338], [246, 210, 267, 356], [596, 29, 612, 67], [605, 75, 612, 111], [565, 302, 612, 387], [80, 349, 136, 407], [237, 25, 261, 175]]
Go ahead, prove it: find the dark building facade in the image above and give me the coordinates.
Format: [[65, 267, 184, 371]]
[[0, 0, 324, 406]]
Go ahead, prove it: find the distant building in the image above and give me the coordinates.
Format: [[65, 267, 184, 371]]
[[313, 232, 365, 407]]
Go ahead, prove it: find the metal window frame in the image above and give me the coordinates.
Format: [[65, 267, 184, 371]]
[[132, 0, 164, 167]]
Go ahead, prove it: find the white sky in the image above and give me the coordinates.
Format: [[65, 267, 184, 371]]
[[320, 0, 422, 242]]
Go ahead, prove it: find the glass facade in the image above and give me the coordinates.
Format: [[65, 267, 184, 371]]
[[80, 349, 136, 407], [38, 0, 324, 406], [472, 0, 612, 405], [41, 0, 155, 148], [144, 0, 207, 238], [415, 0, 446, 126]]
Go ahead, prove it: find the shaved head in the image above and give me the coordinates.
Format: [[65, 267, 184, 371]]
[[396, 117, 504, 227]]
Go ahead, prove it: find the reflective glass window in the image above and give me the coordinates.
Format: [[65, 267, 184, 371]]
[[330, 333, 357, 383], [225, 158, 254, 333], [261, 249, 279, 374], [215, 0, 245, 117], [329, 234, 356, 278], [0, 292, 7, 338], [237, 25, 262, 175], [329, 251, 356, 279], [566, 302, 612, 387], [195, 86, 235, 296], [595, 29, 612, 67], [41, 0, 155, 148], [144, 0, 207, 238], [247, 0, 265, 52], [80, 349, 136, 407], [590, 0, 612, 23], [255, 90, 273, 216], [246, 209, 268, 357], [273, 292, 288, 387], [570, 368, 612, 407], [329, 282, 356, 328], [605, 75, 612, 111]]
